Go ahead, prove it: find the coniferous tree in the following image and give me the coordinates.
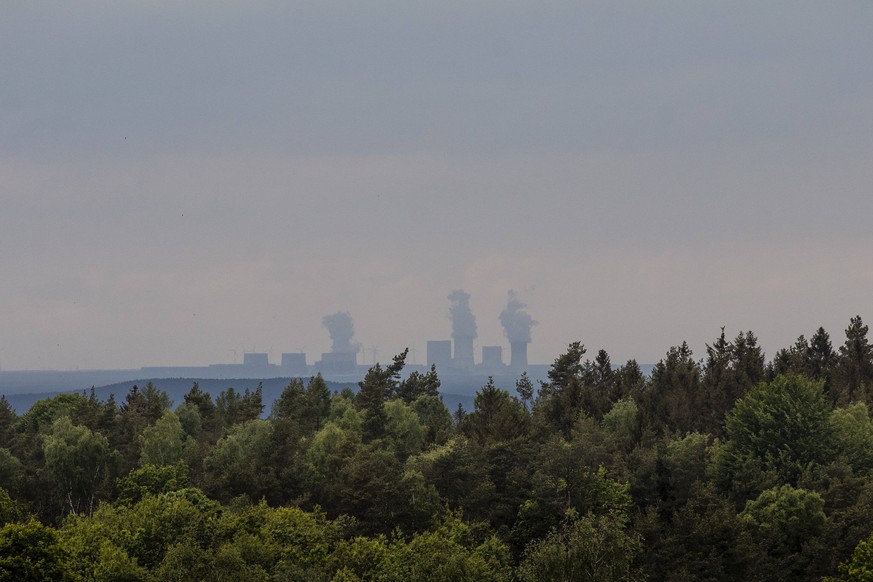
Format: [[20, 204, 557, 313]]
[[639, 342, 701, 435], [357, 349, 408, 442], [182, 382, 218, 438], [834, 316, 873, 406], [395, 364, 440, 403], [0, 397, 16, 449], [808, 327, 836, 385], [534, 342, 587, 437]]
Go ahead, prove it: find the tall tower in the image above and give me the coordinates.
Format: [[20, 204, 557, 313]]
[[453, 336, 475, 371], [448, 290, 477, 372], [509, 341, 528, 371], [500, 290, 536, 374]]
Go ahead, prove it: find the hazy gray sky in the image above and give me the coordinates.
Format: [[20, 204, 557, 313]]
[[2, 1, 872, 371]]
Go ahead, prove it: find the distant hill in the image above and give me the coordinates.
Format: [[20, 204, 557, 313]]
[[2, 376, 476, 417], [1, 362, 653, 415]]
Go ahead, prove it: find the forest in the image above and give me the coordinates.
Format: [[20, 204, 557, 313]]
[[3, 317, 873, 580]]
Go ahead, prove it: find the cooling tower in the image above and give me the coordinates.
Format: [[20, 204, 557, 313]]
[[509, 341, 528, 371]]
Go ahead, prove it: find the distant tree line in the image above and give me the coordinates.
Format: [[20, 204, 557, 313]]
[[2, 317, 873, 579]]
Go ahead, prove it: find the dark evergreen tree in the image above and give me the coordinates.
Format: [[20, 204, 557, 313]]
[[357, 349, 408, 442], [769, 335, 810, 380], [395, 364, 440, 403], [638, 342, 701, 435], [808, 327, 836, 385], [515, 372, 535, 410], [833, 316, 873, 405], [534, 342, 587, 437], [615, 359, 646, 401], [0, 397, 16, 449], [182, 382, 218, 438], [465, 377, 527, 445]]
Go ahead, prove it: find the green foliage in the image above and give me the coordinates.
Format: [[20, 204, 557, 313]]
[[637, 481, 749, 581], [396, 364, 441, 404], [828, 530, 873, 581], [383, 400, 424, 460], [515, 371, 534, 408], [0, 450, 21, 495], [0, 519, 73, 581], [395, 512, 512, 581], [0, 398, 16, 447], [357, 349, 409, 442], [116, 462, 189, 506], [713, 374, 833, 496], [834, 316, 873, 406], [700, 329, 765, 435], [465, 377, 528, 445], [204, 419, 275, 502], [0, 489, 24, 527], [410, 394, 453, 446], [139, 410, 190, 467], [517, 511, 644, 582], [42, 416, 110, 516], [182, 382, 218, 437], [215, 384, 264, 428], [639, 342, 702, 434], [831, 403, 873, 471], [17, 392, 90, 436], [738, 484, 825, 580], [601, 398, 640, 453], [8, 330, 873, 579], [534, 342, 587, 437], [61, 487, 222, 570], [407, 437, 494, 518], [662, 432, 712, 509]]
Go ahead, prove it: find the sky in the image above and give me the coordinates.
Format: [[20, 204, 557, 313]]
[[1, 1, 872, 371]]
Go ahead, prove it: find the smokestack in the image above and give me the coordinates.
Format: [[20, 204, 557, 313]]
[[499, 290, 536, 371], [322, 311, 359, 354], [448, 289, 477, 370]]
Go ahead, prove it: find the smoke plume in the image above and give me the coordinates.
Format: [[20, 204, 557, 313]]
[[448, 289, 477, 339], [500, 290, 536, 343], [322, 311, 359, 354]]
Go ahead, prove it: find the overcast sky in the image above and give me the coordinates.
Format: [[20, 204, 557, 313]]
[[1, 1, 872, 371]]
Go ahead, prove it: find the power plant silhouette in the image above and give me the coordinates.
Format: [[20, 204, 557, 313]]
[[139, 290, 536, 381]]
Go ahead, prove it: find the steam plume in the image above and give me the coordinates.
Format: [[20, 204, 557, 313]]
[[448, 289, 477, 339], [500, 290, 536, 343], [322, 311, 359, 354]]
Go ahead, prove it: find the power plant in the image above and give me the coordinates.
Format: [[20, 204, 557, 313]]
[[423, 288, 536, 375], [316, 311, 359, 374], [448, 290, 477, 371], [500, 290, 536, 373], [139, 290, 536, 381]]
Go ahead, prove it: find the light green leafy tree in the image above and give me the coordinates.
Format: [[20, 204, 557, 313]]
[[203, 419, 275, 502], [42, 416, 110, 516], [712, 374, 833, 497], [517, 510, 645, 582], [826, 530, 873, 581], [0, 519, 74, 581], [139, 411, 191, 467], [830, 402, 873, 471], [738, 484, 825, 581]]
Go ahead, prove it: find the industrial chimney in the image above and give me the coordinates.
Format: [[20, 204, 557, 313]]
[[509, 341, 528, 371], [499, 290, 536, 373]]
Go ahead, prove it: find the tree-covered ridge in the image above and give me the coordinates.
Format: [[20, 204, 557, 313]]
[[2, 319, 873, 580]]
